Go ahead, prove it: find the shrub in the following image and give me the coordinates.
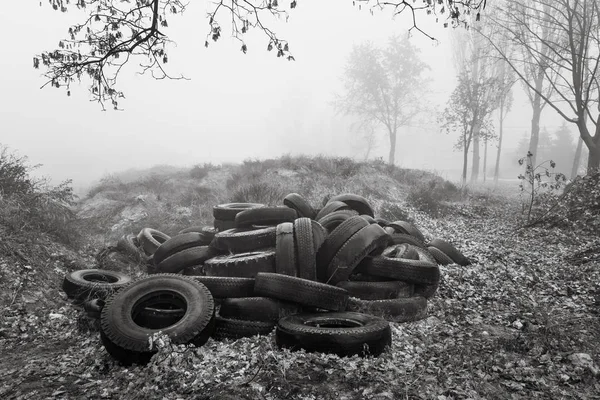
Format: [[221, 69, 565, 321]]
[[378, 201, 413, 222], [406, 179, 460, 217], [189, 163, 212, 180], [230, 181, 286, 205], [0, 146, 79, 245]]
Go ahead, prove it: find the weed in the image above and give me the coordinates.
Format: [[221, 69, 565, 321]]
[[230, 181, 286, 205], [406, 179, 460, 217], [378, 201, 413, 222]]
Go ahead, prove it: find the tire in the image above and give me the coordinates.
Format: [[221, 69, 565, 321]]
[[137, 228, 171, 256], [235, 207, 297, 228], [135, 307, 187, 329], [336, 280, 414, 300], [153, 232, 214, 265], [361, 215, 377, 224], [283, 193, 316, 219], [100, 274, 215, 365], [348, 273, 396, 282], [187, 276, 256, 298], [382, 244, 419, 260], [294, 218, 316, 281], [314, 201, 351, 221], [328, 194, 375, 218], [325, 224, 390, 285], [275, 223, 297, 276], [414, 281, 439, 299], [212, 316, 275, 340], [386, 221, 425, 243], [218, 297, 300, 323], [213, 203, 265, 221], [156, 246, 218, 274], [214, 219, 237, 232], [211, 227, 277, 253], [204, 250, 276, 278], [254, 272, 349, 311], [428, 238, 470, 266], [317, 210, 359, 232], [427, 246, 454, 265], [316, 216, 369, 282], [311, 220, 327, 253], [116, 234, 146, 262], [375, 218, 391, 227], [62, 269, 131, 302], [346, 296, 428, 323], [388, 233, 427, 249], [355, 247, 440, 285], [276, 312, 391, 357]]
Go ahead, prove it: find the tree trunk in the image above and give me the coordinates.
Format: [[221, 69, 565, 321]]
[[571, 136, 583, 179], [388, 128, 397, 165], [494, 101, 504, 186], [462, 144, 469, 186], [471, 131, 480, 182], [588, 145, 600, 173], [483, 138, 488, 183], [528, 104, 542, 168]]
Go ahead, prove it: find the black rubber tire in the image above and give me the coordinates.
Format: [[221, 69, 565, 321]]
[[187, 276, 257, 298], [178, 226, 206, 234], [254, 272, 349, 311], [211, 227, 277, 253], [137, 228, 171, 256], [384, 226, 396, 235], [63, 269, 132, 302], [311, 220, 327, 253], [214, 219, 237, 232], [213, 203, 265, 221], [346, 296, 428, 323], [361, 215, 377, 224], [336, 280, 414, 300], [212, 316, 275, 340], [156, 246, 218, 274], [375, 218, 391, 227], [414, 281, 439, 299], [427, 246, 454, 265], [116, 234, 146, 262], [355, 247, 440, 285], [428, 238, 470, 266], [386, 221, 426, 243], [276, 312, 391, 357], [348, 273, 396, 282], [325, 224, 390, 285], [316, 216, 369, 282], [275, 223, 297, 276], [382, 244, 419, 260], [328, 194, 375, 218], [314, 201, 351, 221], [235, 207, 297, 228], [204, 250, 276, 278], [283, 193, 316, 219], [294, 218, 316, 281], [135, 307, 186, 329], [153, 232, 214, 265], [100, 274, 215, 365], [218, 297, 300, 323], [388, 233, 427, 249], [318, 210, 359, 232]]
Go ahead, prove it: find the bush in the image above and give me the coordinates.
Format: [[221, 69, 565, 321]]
[[378, 201, 413, 222], [0, 146, 79, 244], [406, 179, 460, 217], [230, 181, 287, 205], [189, 163, 213, 180]]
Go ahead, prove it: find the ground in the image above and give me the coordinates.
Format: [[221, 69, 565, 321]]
[[0, 159, 599, 400]]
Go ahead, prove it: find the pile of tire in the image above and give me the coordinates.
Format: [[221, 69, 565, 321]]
[[63, 193, 470, 365]]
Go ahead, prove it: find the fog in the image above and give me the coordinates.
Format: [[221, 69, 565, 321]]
[[1, 1, 570, 192]]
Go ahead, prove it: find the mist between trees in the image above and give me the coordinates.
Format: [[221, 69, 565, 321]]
[[36, 0, 599, 185]]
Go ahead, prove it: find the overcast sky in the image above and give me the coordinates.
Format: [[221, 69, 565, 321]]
[[1, 1, 570, 191]]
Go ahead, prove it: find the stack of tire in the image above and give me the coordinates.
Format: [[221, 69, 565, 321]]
[[62, 192, 470, 365]]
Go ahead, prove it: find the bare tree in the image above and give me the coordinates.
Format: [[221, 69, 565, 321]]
[[484, 0, 600, 172], [35, 0, 489, 109], [439, 74, 499, 185], [493, 58, 516, 185], [335, 37, 429, 165]]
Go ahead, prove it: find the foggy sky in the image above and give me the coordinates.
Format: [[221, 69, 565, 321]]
[[0, 1, 569, 191]]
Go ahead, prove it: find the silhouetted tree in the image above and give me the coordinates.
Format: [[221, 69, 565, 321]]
[[335, 36, 429, 165]]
